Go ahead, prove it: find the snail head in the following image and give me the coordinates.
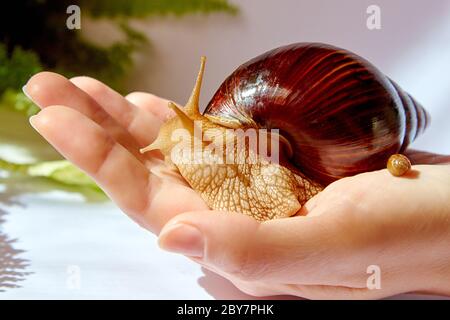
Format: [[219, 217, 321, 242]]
[[140, 57, 321, 221]]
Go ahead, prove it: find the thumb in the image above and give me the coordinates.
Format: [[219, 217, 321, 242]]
[[158, 211, 339, 283]]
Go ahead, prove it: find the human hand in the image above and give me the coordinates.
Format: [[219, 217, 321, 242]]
[[158, 164, 450, 299], [25, 73, 450, 299], [24, 72, 209, 233]]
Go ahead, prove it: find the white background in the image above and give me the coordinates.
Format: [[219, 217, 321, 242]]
[[1, 0, 450, 299]]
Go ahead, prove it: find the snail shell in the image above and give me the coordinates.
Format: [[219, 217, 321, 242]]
[[387, 154, 412, 177], [142, 43, 431, 221], [205, 43, 429, 186]]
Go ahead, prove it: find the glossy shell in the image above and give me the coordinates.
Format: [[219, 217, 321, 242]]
[[204, 43, 429, 185], [387, 154, 412, 177]]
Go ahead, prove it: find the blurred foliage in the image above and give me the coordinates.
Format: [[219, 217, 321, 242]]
[[0, 158, 100, 190], [83, 0, 238, 17], [0, 89, 40, 116], [0, 44, 43, 94], [0, 0, 237, 93], [0, 0, 237, 194]]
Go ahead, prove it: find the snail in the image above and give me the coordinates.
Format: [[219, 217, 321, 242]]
[[141, 43, 430, 221], [387, 154, 412, 177]]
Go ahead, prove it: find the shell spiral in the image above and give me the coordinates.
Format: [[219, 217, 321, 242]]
[[204, 43, 429, 186]]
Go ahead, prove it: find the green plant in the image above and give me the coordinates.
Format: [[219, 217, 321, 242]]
[[0, 0, 237, 194]]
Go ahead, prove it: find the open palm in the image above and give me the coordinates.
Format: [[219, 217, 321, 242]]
[[25, 72, 208, 233]]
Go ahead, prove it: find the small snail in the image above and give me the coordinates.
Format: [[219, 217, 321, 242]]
[[387, 154, 412, 177], [141, 43, 430, 221]]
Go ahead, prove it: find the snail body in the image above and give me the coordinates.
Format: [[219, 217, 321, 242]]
[[142, 43, 429, 221]]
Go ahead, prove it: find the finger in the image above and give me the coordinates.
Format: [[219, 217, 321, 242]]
[[158, 211, 345, 284], [198, 258, 395, 299], [29, 105, 158, 226], [228, 277, 379, 299], [25, 72, 143, 159], [142, 180, 210, 234], [125, 92, 175, 122], [283, 283, 399, 300], [70, 77, 164, 147], [196, 262, 284, 297]]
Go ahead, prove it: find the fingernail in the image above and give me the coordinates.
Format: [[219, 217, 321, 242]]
[[158, 223, 204, 258], [22, 85, 31, 100], [29, 114, 37, 125], [29, 114, 40, 130]]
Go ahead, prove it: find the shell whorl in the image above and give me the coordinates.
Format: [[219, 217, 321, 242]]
[[204, 43, 429, 186]]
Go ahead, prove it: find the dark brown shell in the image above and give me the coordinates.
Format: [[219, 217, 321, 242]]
[[204, 43, 429, 186]]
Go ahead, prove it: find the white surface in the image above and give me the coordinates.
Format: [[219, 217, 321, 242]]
[[0, 190, 256, 299], [1, 0, 450, 299], [0, 188, 447, 300]]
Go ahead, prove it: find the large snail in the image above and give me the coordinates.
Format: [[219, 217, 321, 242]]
[[141, 43, 435, 221]]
